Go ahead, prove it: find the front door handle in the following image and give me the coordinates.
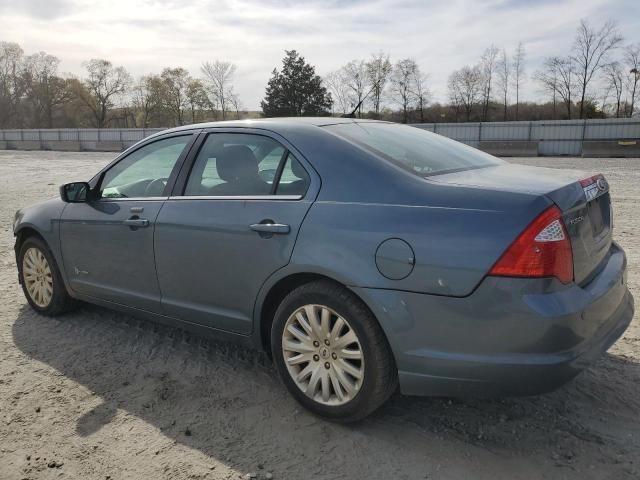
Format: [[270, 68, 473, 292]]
[[123, 217, 150, 228], [249, 222, 290, 235]]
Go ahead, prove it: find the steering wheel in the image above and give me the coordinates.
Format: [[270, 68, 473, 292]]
[[144, 178, 168, 197]]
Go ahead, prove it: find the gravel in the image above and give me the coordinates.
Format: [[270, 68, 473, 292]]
[[0, 151, 638, 479]]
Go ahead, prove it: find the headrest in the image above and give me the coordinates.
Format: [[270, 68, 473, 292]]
[[217, 145, 259, 182]]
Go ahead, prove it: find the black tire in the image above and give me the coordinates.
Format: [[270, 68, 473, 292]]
[[271, 280, 398, 422], [18, 236, 76, 316]]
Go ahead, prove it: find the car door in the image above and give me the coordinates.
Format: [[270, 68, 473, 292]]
[[154, 130, 319, 334], [59, 133, 196, 313]]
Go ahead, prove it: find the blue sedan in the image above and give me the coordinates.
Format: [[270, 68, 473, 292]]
[[13, 118, 634, 421]]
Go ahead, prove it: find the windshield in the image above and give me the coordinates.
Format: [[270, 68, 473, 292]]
[[325, 122, 503, 176]]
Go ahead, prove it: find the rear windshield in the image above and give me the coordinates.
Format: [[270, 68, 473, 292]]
[[324, 122, 503, 176]]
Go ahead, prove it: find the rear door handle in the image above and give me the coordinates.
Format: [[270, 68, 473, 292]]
[[249, 222, 290, 234], [123, 217, 150, 228]]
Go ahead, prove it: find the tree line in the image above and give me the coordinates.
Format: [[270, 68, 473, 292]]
[[0, 46, 241, 129], [318, 18, 637, 123], [0, 17, 638, 129]]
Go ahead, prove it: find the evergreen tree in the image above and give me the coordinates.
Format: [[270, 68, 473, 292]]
[[261, 50, 332, 117]]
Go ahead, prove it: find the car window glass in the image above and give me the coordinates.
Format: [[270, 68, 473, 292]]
[[184, 133, 284, 196], [275, 153, 310, 196], [101, 135, 191, 198]]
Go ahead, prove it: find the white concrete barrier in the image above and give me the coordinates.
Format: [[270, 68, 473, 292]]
[[7, 140, 41, 150], [41, 141, 81, 151], [478, 141, 539, 157], [582, 140, 640, 158]]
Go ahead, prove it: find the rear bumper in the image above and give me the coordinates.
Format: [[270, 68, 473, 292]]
[[353, 242, 634, 397]]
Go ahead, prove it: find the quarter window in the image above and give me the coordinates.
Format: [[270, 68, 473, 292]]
[[100, 135, 191, 198], [276, 153, 310, 196]]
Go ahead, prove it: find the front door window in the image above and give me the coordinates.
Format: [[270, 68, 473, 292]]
[[100, 135, 192, 198]]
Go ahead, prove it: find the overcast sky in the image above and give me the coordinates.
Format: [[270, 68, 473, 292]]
[[1, 0, 639, 110]]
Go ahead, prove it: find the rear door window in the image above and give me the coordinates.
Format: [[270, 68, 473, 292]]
[[184, 133, 285, 196], [184, 133, 311, 198]]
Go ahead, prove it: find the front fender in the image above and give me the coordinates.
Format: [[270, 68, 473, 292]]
[[14, 198, 69, 288]]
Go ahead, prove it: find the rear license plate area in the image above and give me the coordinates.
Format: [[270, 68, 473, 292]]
[[587, 195, 609, 238]]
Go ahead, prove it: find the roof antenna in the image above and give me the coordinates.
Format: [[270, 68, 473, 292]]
[[342, 99, 363, 119], [340, 76, 385, 119]]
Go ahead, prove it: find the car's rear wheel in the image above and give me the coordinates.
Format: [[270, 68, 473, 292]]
[[19, 236, 76, 316], [271, 280, 397, 422]]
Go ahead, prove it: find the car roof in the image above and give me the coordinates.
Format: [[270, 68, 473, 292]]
[[152, 117, 393, 137]]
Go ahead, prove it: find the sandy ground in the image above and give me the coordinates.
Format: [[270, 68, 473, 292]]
[[0, 151, 638, 480]]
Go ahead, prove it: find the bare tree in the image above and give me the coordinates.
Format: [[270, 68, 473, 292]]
[[480, 45, 499, 121], [599, 83, 613, 118], [496, 48, 511, 120], [624, 43, 639, 116], [448, 82, 463, 122], [78, 59, 131, 128], [604, 61, 624, 117], [0, 41, 25, 127], [201, 60, 237, 120], [535, 58, 560, 119], [186, 78, 208, 123], [448, 65, 483, 121], [391, 58, 418, 123], [410, 65, 429, 123], [324, 69, 352, 114], [342, 60, 369, 118], [365, 52, 392, 118], [512, 42, 526, 120], [131, 75, 165, 127], [159, 67, 191, 126], [556, 57, 577, 119], [572, 19, 623, 118], [536, 56, 576, 119], [22, 52, 73, 127], [229, 92, 242, 119]]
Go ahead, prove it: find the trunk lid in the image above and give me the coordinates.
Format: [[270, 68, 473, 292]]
[[429, 164, 612, 284]]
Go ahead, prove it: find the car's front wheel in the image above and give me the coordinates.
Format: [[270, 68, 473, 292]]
[[271, 280, 397, 422], [18, 236, 76, 316]]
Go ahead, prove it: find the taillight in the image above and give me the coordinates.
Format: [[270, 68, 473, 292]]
[[579, 174, 603, 187], [489, 206, 573, 284]]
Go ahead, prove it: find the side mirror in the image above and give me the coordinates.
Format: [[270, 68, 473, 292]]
[[60, 182, 90, 203]]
